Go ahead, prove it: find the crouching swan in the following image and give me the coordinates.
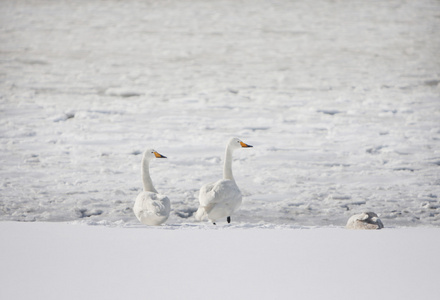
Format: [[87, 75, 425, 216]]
[[346, 212, 384, 230]]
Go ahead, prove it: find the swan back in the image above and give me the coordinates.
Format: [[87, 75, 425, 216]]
[[198, 179, 242, 223], [134, 191, 170, 226], [346, 212, 384, 230]]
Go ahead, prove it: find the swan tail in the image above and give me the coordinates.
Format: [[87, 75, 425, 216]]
[[195, 206, 207, 221]]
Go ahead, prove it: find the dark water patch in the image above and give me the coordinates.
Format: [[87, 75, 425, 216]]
[[324, 163, 351, 168], [175, 207, 197, 219], [393, 167, 415, 172], [76, 208, 103, 218], [53, 112, 75, 122], [244, 127, 270, 132], [424, 79, 440, 87], [331, 195, 352, 200], [432, 160, 440, 166], [16, 58, 49, 65], [366, 145, 386, 154], [88, 109, 125, 115], [317, 109, 342, 116]]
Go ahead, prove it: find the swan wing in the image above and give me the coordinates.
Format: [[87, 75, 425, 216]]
[[199, 180, 234, 206], [199, 182, 217, 207], [149, 194, 171, 217], [134, 192, 170, 224], [199, 179, 242, 215]]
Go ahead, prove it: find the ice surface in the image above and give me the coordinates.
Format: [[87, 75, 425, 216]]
[[1, 0, 440, 227]]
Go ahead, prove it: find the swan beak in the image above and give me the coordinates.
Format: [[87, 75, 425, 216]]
[[154, 151, 167, 158], [240, 141, 253, 148]]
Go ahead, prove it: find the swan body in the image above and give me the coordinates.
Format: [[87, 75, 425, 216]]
[[133, 149, 170, 226], [196, 179, 242, 223], [195, 138, 252, 224], [346, 212, 384, 230]]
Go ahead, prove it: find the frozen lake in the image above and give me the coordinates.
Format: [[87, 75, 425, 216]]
[[1, 0, 440, 227]]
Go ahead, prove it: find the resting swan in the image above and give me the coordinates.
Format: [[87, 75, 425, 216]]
[[133, 149, 170, 226], [195, 138, 253, 224], [346, 212, 384, 230]]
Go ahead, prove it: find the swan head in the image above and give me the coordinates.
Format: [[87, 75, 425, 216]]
[[143, 148, 167, 161], [228, 138, 253, 150]]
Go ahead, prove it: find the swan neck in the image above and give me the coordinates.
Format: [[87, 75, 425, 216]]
[[142, 157, 158, 193], [223, 146, 235, 180]]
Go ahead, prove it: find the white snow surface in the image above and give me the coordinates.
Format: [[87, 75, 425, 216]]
[[1, 0, 439, 227], [1, 1, 440, 299], [0, 222, 439, 300]]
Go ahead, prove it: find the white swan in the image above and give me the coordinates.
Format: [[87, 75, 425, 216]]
[[346, 212, 384, 230], [195, 138, 253, 224], [133, 149, 170, 226]]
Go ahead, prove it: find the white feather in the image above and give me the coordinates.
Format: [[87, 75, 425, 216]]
[[134, 192, 170, 226], [197, 179, 242, 223]]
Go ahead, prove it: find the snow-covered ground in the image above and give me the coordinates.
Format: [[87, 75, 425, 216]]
[[1, 1, 440, 299], [1, 222, 440, 300], [1, 0, 439, 227]]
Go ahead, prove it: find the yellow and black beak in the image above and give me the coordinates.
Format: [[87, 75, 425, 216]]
[[154, 151, 167, 158], [240, 141, 253, 148]]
